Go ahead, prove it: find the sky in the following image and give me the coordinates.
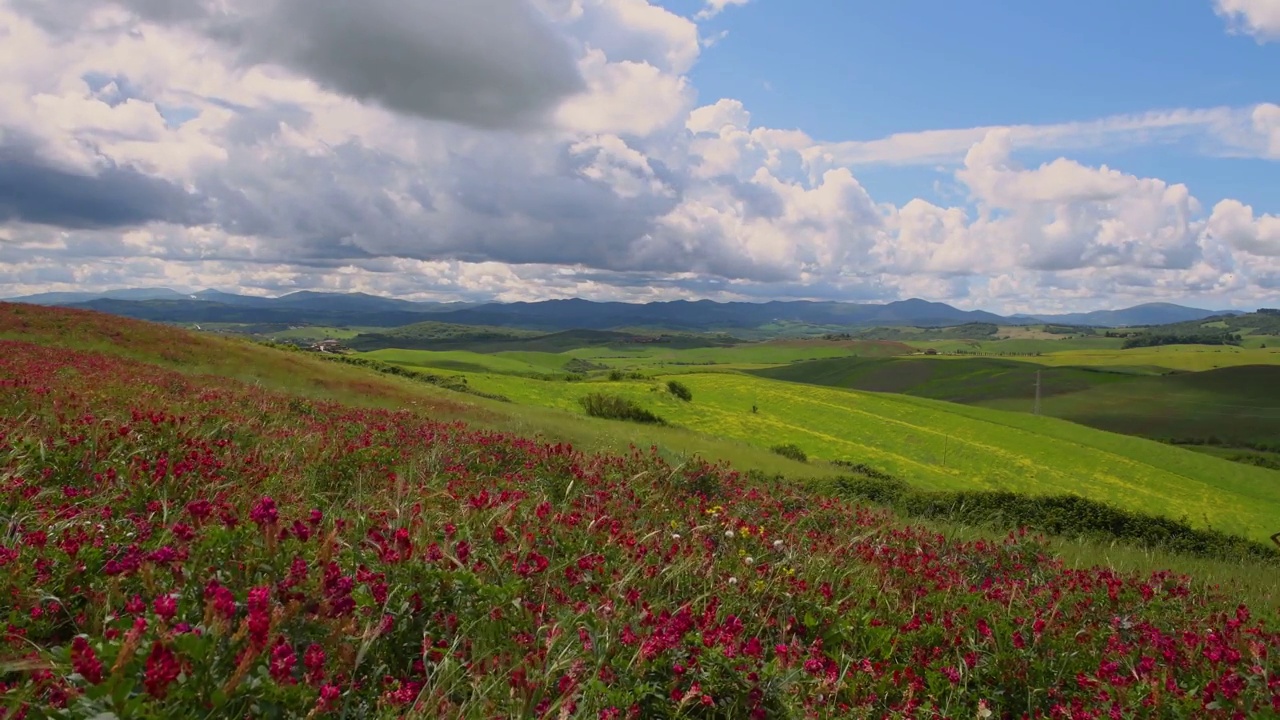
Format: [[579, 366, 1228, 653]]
[[0, 0, 1277, 313]]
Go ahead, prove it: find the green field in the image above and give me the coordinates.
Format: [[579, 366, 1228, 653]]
[[267, 325, 381, 341], [752, 355, 1280, 451], [1019, 344, 1280, 371], [354, 340, 912, 377], [461, 370, 1280, 541]]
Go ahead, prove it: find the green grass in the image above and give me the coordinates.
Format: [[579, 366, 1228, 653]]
[[354, 341, 905, 379], [464, 371, 1280, 541], [752, 356, 1147, 403], [267, 325, 381, 341], [902, 336, 1126, 354], [1023, 344, 1280, 371], [360, 348, 573, 376], [753, 356, 1280, 451]]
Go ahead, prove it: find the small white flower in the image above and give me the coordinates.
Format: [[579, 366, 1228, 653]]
[[724, 530, 735, 538], [671, 533, 682, 540], [728, 577, 738, 585], [772, 539, 784, 550], [744, 556, 755, 565]]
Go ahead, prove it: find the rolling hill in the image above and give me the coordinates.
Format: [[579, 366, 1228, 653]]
[[752, 355, 1280, 466], [1026, 302, 1239, 327], [462, 369, 1280, 542]]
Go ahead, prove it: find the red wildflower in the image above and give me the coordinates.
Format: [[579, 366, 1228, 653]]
[[70, 637, 103, 684], [153, 594, 177, 621], [303, 643, 327, 685], [316, 684, 342, 713], [250, 496, 278, 527], [142, 642, 181, 699], [269, 637, 297, 685]]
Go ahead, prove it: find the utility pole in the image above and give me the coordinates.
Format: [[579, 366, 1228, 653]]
[[1033, 370, 1041, 416]]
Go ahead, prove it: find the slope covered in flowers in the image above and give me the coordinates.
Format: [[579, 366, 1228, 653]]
[[1, 338, 1278, 719]]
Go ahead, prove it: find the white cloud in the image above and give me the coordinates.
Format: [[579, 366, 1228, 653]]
[[956, 130, 1203, 272], [1215, 0, 1280, 41], [1207, 199, 1280, 256], [695, 0, 751, 21], [1, 0, 1278, 314], [556, 49, 693, 135], [811, 106, 1266, 168]]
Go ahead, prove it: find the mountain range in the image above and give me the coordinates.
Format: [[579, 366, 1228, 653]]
[[0, 289, 1245, 330]]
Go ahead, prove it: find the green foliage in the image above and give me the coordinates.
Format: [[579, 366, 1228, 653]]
[[578, 393, 667, 424], [770, 443, 807, 463], [609, 369, 648, 381], [828, 473, 1280, 565], [1042, 324, 1094, 335], [1121, 332, 1242, 349], [666, 379, 693, 401], [564, 357, 609, 374], [827, 322, 1001, 342]]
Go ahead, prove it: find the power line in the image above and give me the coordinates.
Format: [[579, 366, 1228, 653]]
[[1033, 369, 1041, 416]]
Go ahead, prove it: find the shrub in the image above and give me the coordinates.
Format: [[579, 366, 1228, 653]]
[[666, 379, 693, 401], [579, 393, 666, 424], [771, 443, 808, 463]]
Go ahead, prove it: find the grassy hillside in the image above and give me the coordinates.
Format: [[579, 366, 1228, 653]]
[[751, 356, 1144, 403], [352, 340, 913, 379], [6, 335, 1280, 716], [1023, 344, 1280, 371], [463, 371, 1280, 541], [0, 302, 823, 479], [752, 356, 1280, 454]]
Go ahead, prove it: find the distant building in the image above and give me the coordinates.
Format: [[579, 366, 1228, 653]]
[[307, 339, 347, 353]]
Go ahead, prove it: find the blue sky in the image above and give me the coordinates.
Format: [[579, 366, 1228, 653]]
[[684, 0, 1278, 209], [0, 0, 1277, 312]]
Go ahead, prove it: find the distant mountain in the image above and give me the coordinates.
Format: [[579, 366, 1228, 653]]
[[271, 291, 451, 314], [0, 289, 1249, 332], [435, 298, 1009, 332], [1029, 303, 1242, 328], [5, 288, 189, 305], [188, 289, 276, 307], [3, 289, 479, 325]]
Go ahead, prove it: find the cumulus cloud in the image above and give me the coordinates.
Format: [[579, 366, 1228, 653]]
[[26, 0, 587, 130], [1207, 200, 1280, 256], [956, 131, 1202, 272], [696, 0, 751, 20], [1215, 0, 1280, 41], [1, 0, 1278, 313]]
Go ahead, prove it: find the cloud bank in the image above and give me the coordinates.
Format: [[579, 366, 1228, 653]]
[[0, 0, 1277, 313]]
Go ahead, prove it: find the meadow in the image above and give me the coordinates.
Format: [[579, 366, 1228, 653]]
[[461, 371, 1280, 542], [355, 341, 912, 379], [3, 311, 1280, 717], [754, 357, 1280, 453], [1014, 344, 1280, 372]]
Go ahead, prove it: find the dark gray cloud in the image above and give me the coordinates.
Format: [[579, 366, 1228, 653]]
[[0, 136, 206, 230], [256, 0, 585, 129], [28, 0, 587, 130]]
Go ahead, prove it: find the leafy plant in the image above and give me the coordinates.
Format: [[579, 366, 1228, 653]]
[[666, 379, 693, 401], [578, 392, 666, 424], [770, 443, 807, 463]]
